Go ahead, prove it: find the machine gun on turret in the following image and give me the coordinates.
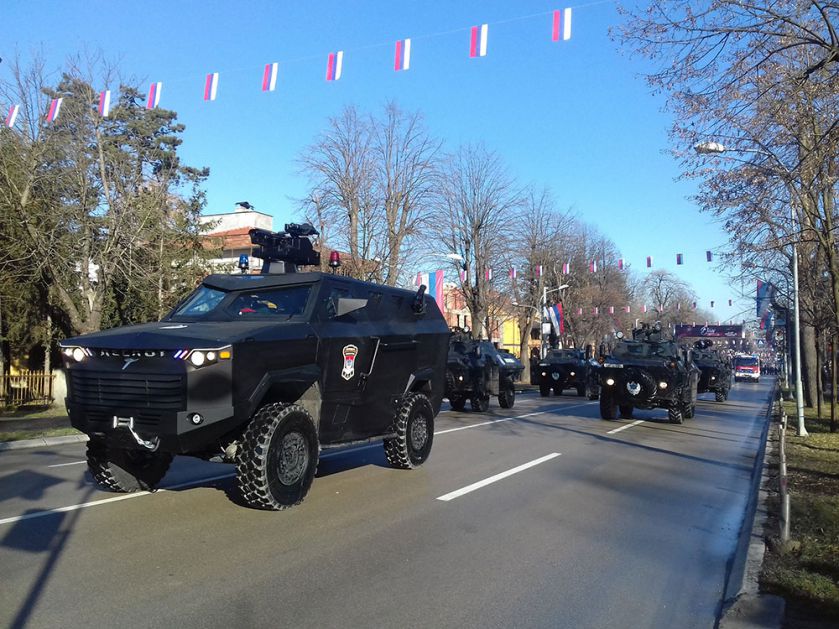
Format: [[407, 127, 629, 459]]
[[632, 321, 665, 342], [249, 223, 321, 274]]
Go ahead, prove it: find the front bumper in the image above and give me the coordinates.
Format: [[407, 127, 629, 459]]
[[736, 372, 760, 381]]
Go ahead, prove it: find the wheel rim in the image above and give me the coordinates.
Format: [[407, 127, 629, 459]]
[[277, 431, 309, 486], [410, 415, 429, 451]]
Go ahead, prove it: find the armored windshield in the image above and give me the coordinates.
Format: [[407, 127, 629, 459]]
[[548, 350, 582, 361], [613, 341, 678, 359], [168, 285, 312, 321]]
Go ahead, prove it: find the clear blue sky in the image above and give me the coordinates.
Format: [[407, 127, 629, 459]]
[[2, 0, 753, 323]]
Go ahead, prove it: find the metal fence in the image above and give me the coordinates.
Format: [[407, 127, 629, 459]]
[[0, 371, 55, 407]]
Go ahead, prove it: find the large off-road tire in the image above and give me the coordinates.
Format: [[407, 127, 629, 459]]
[[449, 396, 467, 412], [668, 405, 684, 424], [539, 384, 551, 397], [498, 385, 516, 409], [715, 390, 726, 403], [86, 437, 173, 493], [236, 403, 319, 511], [384, 393, 434, 469], [684, 402, 696, 419], [600, 392, 617, 420], [471, 394, 490, 412], [619, 404, 634, 419]]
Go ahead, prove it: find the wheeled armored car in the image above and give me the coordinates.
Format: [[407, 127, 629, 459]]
[[60, 225, 449, 510]]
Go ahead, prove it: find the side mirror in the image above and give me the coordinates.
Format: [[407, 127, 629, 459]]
[[333, 297, 368, 318]]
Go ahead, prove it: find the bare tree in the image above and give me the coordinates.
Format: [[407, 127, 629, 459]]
[[428, 143, 521, 339]]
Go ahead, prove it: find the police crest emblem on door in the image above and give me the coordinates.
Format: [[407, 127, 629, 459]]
[[341, 344, 359, 380]]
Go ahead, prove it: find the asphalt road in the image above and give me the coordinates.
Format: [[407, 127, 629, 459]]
[[0, 382, 772, 629]]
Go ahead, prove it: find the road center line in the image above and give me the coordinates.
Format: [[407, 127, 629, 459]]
[[0, 473, 236, 526], [47, 460, 87, 468], [434, 403, 591, 435], [436, 453, 561, 502], [607, 420, 645, 435]]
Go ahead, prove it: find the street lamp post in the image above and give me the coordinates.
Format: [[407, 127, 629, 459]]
[[695, 141, 808, 436]]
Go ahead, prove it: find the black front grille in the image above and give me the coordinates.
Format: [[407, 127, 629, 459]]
[[70, 371, 185, 411]]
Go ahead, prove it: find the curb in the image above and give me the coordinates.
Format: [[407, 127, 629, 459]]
[[0, 434, 89, 451], [717, 386, 785, 629]]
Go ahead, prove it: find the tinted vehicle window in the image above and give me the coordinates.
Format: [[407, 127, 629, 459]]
[[548, 350, 581, 360], [229, 286, 311, 318], [171, 286, 227, 318], [735, 356, 759, 367]]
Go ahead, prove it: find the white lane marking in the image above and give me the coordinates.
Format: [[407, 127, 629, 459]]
[[607, 420, 645, 435], [0, 473, 235, 526], [47, 460, 87, 468], [436, 453, 561, 502], [4, 401, 591, 524], [435, 403, 592, 435]]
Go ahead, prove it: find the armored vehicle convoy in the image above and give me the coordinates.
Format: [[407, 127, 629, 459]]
[[445, 333, 523, 411], [60, 224, 449, 510], [597, 322, 700, 424], [692, 340, 731, 402], [536, 348, 598, 398]]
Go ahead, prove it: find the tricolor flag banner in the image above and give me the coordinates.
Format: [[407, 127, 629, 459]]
[[711, 300, 715, 308], [485, 268, 493, 281], [561, 262, 569, 274], [589, 260, 597, 273], [676, 253, 684, 265], [706, 250, 713, 262], [5, 104, 20, 128], [551, 8, 572, 42], [394, 38, 411, 71], [415, 270, 444, 308], [576, 307, 583, 315], [646, 256, 653, 268], [547, 303, 564, 334], [326, 51, 344, 81], [147, 82, 162, 109], [46, 98, 63, 122], [535, 265, 543, 277], [642, 304, 648, 313], [98, 90, 111, 117], [459, 270, 466, 282], [204, 72, 219, 101], [509, 268, 517, 279], [618, 258, 624, 271], [469, 24, 488, 58], [262, 62, 279, 92], [692, 301, 697, 309], [677, 303, 681, 311], [624, 306, 631, 314], [593, 306, 599, 316], [608, 306, 615, 314]]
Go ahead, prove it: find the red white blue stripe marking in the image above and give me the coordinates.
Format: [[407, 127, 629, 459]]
[[262, 63, 279, 91], [147, 82, 162, 109], [46, 98, 63, 122], [326, 51, 344, 81], [470, 24, 488, 57], [204, 73, 219, 101], [5, 104, 19, 128], [552, 8, 572, 42], [98, 90, 111, 117]]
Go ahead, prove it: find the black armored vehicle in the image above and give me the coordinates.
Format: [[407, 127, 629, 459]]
[[536, 348, 598, 398], [692, 340, 731, 402], [60, 224, 449, 510], [445, 333, 523, 411], [597, 322, 700, 424]]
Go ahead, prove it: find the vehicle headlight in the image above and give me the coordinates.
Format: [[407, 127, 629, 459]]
[[570, 371, 575, 376], [659, 381, 668, 389], [606, 378, 615, 386], [62, 346, 92, 363], [179, 346, 232, 369], [542, 372, 547, 377]]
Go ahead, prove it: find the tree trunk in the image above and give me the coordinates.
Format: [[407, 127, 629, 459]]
[[43, 311, 52, 374], [518, 317, 532, 383], [802, 324, 818, 408]]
